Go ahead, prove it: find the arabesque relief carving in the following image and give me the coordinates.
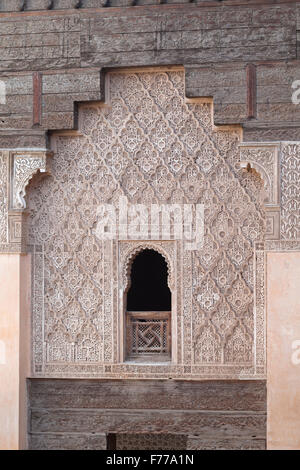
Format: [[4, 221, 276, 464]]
[[0, 151, 8, 245], [0, 149, 51, 253], [24, 70, 271, 378], [240, 142, 300, 242], [240, 143, 280, 241], [11, 152, 50, 210], [281, 142, 300, 240]]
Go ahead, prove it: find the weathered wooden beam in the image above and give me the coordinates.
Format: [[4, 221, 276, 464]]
[[32, 72, 42, 127], [247, 64, 257, 119]]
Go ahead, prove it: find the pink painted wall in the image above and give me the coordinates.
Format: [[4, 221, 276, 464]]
[[267, 252, 300, 450], [0, 254, 31, 450]]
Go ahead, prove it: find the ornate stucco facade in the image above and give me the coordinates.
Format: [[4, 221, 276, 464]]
[[27, 70, 266, 379], [0, 0, 300, 451]]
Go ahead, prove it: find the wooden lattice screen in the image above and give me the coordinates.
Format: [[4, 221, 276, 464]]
[[126, 311, 171, 360]]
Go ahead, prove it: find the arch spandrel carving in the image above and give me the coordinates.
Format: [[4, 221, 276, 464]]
[[239, 143, 280, 207], [10, 151, 52, 210], [240, 143, 280, 241], [0, 149, 52, 253]]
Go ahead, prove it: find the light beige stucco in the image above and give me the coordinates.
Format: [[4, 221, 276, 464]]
[[267, 252, 300, 450], [0, 254, 31, 450]]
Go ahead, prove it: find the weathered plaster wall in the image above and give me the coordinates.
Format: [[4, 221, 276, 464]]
[[0, 254, 31, 450], [267, 251, 300, 450]]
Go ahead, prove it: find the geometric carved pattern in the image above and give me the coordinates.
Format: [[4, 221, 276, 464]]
[[11, 151, 51, 210], [27, 70, 266, 378], [126, 312, 171, 358], [281, 142, 300, 240], [240, 141, 300, 242], [240, 143, 280, 241], [0, 149, 51, 253], [0, 151, 8, 244]]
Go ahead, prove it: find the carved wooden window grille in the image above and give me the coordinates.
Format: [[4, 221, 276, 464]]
[[126, 311, 171, 359]]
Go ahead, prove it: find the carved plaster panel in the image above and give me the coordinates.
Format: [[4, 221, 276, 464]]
[[10, 151, 51, 210], [240, 143, 280, 207], [27, 70, 266, 379], [240, 143, 280, 242], [0, 151, 8, 245]]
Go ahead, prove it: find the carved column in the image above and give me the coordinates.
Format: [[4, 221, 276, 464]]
[[0, 148, 51, 449], [0, 149, 52, 253]]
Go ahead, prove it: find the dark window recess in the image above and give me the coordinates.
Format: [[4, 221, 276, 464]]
[[107, 433, 116, 450], [108, 433, 187, 450], [127, 249, 171, 311]]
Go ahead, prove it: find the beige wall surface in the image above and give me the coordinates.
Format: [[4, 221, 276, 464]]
[[267, 252, 300, 450], [0, 254, 30, 450]]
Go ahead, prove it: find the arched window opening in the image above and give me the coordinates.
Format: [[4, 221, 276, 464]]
[[126, 249, 171, 362], [127, 249, 171, 311]]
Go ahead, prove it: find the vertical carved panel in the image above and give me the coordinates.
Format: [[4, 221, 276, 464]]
[[0, 151, 8, 244], [254, 246, 266, 375], [281, 143, 300, 240]]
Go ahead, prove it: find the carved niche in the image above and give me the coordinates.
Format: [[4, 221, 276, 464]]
[[240, 143, 280, 241], [26, 69, 267, 378]]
